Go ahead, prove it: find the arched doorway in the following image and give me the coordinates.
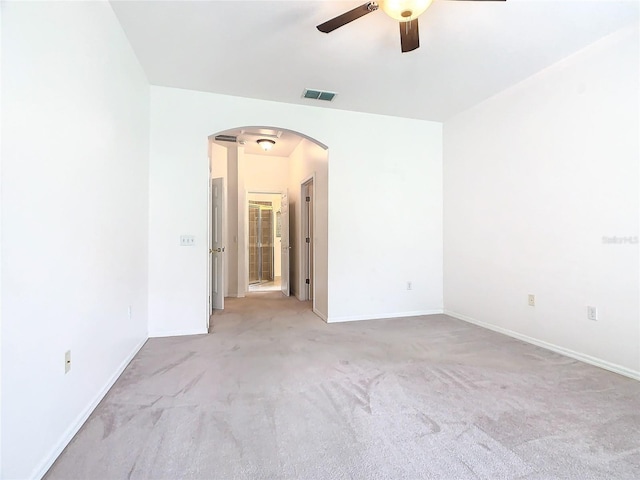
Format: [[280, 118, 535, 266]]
[[207, 126, 329, 323]]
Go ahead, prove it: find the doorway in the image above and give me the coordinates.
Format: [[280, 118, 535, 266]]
[[247, 192, 281, 292], [208, 126, 329, 322]]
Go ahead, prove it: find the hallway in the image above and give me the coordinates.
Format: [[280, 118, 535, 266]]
[[248, 276, 282, 292]]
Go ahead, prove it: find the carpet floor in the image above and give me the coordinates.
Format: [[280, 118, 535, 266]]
[[45, 293, 640, 479]]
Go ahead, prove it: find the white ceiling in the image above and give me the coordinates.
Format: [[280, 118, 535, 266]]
[[212, 127, 304, 156], [111, 0, 638, 122]]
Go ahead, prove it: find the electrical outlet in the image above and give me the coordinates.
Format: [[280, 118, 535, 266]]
[[407, 281, 412, 290], [587, 306, 598, 321], [128, 305, 132, 320], [528, 294, 535, 307], [65, 350, 71, 374]]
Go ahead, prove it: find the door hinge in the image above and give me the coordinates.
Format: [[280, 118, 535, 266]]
[[306, 237, 310, 243], [305, 279, 310, 284], [306, 196, 311, 202]]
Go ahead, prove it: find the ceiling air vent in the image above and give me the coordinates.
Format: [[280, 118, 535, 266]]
[[214, 134, 237, 143], [303, 89, 337, 102]]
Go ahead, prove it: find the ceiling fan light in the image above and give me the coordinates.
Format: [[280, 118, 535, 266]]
[[380, 0, 433, 22], [257, 139, 275, 151]]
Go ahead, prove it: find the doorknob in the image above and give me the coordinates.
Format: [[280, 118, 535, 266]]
[[210, 248, 223, 253]]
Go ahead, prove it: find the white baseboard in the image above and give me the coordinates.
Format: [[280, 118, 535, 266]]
[[327, 309, 444, 324], [148, 328, 208, 338], [31, 337, 147, 480], [444, 310, 640, 381]]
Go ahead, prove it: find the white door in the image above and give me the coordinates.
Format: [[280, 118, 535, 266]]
[[303, 181, 314, 301], [211, 177, 225, 310], [280, 190, 290, 297]]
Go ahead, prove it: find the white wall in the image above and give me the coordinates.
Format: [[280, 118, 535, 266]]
[[1, 2, 150, 479], [228, 146, 242, 298], [288, 139, 329, 316], [210, 142, 228, 180], [326, 128, 443, 322], [443, 26, 640, 377], [148, 86, 443, 335], [243, 154, 290, 193]]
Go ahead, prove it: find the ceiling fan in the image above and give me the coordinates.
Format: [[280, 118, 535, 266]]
[[317, 0, 506, 53]]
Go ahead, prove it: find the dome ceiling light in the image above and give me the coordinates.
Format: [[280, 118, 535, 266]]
[[257, 139, 276, 151]]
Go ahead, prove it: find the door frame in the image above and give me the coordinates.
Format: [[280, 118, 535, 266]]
[[245, 190, 285, 293], [209, 177, 226, 322], [300, 174, 316, 306]]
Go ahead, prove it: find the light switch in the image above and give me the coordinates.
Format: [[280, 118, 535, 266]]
[[180, 235, 195, 246]]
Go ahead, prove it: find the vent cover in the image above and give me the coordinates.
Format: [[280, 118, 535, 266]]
[[240, 129, 282, 139], [303, 89, 337, 102], [214, 134, 237, 143]]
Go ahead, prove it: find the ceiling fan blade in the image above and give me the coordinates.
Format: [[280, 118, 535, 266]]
[[400, 19, 419, 53], [317, 2, 378, 33]]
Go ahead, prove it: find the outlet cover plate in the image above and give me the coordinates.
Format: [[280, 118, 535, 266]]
[[65, 350, 71, 374]]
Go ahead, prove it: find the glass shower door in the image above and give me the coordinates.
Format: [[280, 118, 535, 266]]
[[248, 203, 260, 284], [260, 207, 274, 283], [248, 202, 274, 285]]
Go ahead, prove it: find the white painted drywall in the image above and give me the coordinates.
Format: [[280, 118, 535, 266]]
[[1, 2, 150, 478], [148, 87, 443, 334], [326, 125, 443, 322], [288, 139, 329, 316], [210, 142, 228, 180], [443, 26, 640, 376], [244, 154, 290, 193]]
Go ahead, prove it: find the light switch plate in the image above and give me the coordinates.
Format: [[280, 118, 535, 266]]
[[180, 235, 195, 246]]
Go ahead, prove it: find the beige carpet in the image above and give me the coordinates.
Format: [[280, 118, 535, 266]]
[[45, 293, 640, 479]]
